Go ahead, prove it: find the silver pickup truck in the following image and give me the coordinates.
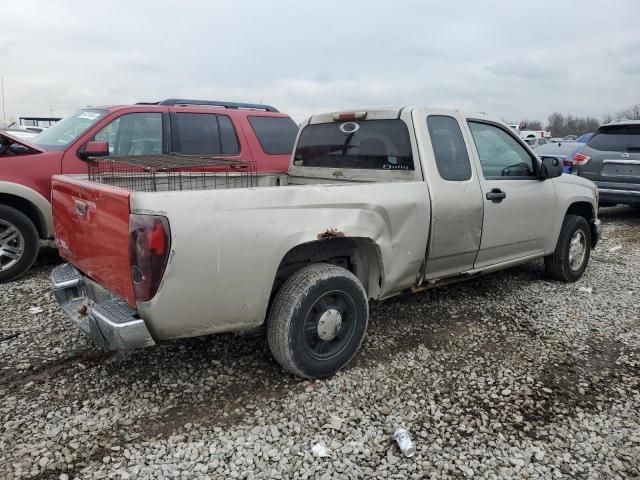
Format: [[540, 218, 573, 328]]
[[51, 107, 601, 378]]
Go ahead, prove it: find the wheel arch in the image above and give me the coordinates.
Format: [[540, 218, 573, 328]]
[[0, 182, 52, 239], [271, 237, 383, 301], [565, 201, 595, 222], [564, 200, 597, 248], [0, 193, 49, 239]]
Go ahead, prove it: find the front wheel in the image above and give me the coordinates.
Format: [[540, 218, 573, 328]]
[[267, 263, 369, 379], [544, 214, 591, 282], [0, 205, 40, 283]]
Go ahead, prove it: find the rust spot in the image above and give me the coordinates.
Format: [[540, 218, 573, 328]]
[[317, 228, 346, 240], [78, 305, 88, 316]]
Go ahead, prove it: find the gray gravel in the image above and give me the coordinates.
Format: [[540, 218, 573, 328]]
[[1, 206, 639, 479]]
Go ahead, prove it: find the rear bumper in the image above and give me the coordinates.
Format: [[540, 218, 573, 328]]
[[598, 188, 640, 206], [51, 263, 155, 351]]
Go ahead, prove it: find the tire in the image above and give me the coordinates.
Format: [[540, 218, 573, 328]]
[[544, 214, 591, 282], [0, 205, 40, 283], [267, 263, 369, 379]]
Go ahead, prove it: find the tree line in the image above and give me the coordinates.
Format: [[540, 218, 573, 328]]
[[516, 103, 640, 137]]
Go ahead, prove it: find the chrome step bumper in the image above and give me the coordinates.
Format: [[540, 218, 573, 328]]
[[51, 263, 155, 351]]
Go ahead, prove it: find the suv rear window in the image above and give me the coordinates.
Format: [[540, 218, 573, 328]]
[[248, 116, 298, 155], [587, 125, 640, 151], [294, 119, 414, 170]]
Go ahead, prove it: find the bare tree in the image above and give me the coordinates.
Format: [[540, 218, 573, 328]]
[[522, 120, 543, 130], [618, 104, 640, 120], [547, 112, 565, 137]]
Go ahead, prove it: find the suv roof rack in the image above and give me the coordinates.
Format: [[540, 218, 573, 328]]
[[136, 99, 279, 112]]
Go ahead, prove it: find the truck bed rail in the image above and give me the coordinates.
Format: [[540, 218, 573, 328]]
[[87, 154, 257, 192]]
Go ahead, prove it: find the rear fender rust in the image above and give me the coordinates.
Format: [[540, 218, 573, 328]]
[[317, 228, 346, 240]]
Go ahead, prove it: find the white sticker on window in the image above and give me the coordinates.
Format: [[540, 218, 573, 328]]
[[77, 112, 101, 120]]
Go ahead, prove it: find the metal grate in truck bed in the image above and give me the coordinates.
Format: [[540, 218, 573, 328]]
[[87, 154, 257, 192]]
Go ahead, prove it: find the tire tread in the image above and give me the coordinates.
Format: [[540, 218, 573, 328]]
[[267, 263, 368, 378]]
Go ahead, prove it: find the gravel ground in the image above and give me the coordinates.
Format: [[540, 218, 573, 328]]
[[1, 206, 639, 479]]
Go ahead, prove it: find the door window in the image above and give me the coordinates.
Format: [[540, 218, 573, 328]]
[[93, 113, 163, 156], [468, 122, 536, 178], [174, 113, 239, 155], [427, 115, 472, 181]]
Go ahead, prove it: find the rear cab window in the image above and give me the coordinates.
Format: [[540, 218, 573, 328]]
[[587, 125, 640, 152], [248, 116, 298, 155], [294, 119, 414, 170]]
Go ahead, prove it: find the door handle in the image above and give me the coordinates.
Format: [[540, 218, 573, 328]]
[[486, 189, 506, 203]]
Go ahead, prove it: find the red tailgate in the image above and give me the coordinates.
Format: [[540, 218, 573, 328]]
[[51, 175, 136, 306]]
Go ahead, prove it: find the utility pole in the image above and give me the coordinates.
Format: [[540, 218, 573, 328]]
[[1, 76, 6, 128]]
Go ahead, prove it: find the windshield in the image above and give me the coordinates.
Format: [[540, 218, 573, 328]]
[[294, 119, 414, 170], [32, 109, 108, 150]]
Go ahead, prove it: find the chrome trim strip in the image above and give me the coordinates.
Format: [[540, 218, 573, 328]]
[[598, 188, 640, 196], [602, 159, 640, 165]]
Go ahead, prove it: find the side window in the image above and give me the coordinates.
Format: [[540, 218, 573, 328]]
[[468, 122, 536, 178], [248, 116, 298, 155], [93, 113, 162, 156], [174, 113, 220, 155], [217, 115, 240, 154], [427, 115, 472, 181]]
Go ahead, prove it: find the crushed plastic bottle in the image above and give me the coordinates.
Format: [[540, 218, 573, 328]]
[[394, 428, 416, 457]]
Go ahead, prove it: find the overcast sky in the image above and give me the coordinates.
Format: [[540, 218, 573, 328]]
[[2, 0, 639, 124]]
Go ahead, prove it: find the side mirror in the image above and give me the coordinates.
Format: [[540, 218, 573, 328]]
[[8, 144, 29, 154], [540, 156, 563, 179], [79, 141, 109, 160]]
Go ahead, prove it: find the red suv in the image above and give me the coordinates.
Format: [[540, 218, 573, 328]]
[[0, 99, 299, 282]]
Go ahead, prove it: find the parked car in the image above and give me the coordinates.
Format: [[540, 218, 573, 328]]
[[572, 121, 640, 207], [0, 99, 298, 282], [536, 133, 593, 173], [524, 136, 550, 149], [1, 128, 39, 140], [50, 106, 601, 378]]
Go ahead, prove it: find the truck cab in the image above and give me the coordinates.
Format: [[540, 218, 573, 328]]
[[0, 99, 298, 282]]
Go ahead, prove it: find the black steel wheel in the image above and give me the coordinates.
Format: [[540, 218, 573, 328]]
[[267, 263, 368, 378]]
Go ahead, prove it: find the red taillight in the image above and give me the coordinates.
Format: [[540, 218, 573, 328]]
[[571, 153, 591, 166], [129, 214, 171, 303]]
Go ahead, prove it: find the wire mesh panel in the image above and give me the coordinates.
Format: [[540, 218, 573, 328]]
[[87, 154, 257, 192]]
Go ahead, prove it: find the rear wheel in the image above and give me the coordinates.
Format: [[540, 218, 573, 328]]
[[544, 214, 591, 282], [0, 205, 39, 283], [267, 263, 369, 379]]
